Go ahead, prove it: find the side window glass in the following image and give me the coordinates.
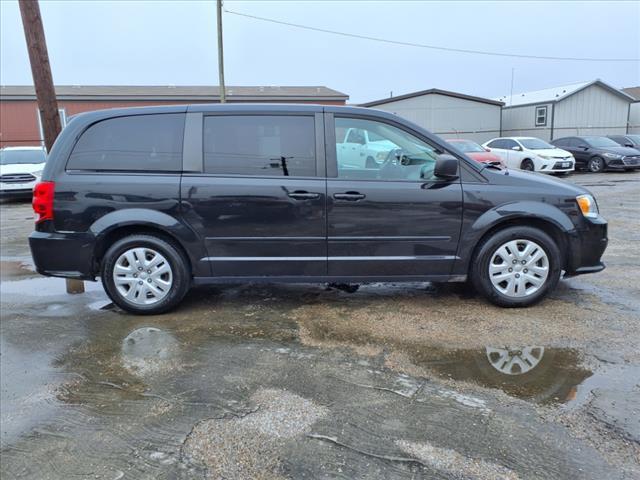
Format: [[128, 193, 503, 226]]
[[346, 129, 366, 145], [505, 140, 518, 149], [67, 114, 184, 172], [334, 117, 442, 181], [203, 115, 316, 177]]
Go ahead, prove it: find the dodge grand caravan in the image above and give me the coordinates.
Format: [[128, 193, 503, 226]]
[[29, 105, 608, 314]]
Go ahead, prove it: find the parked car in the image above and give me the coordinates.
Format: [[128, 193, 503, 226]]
[[607, 134, 640, 149], [446, 139, 504, 167], [0, 146, 46, 199], [29, 105, 607, 314], [337, 126, 397, 169], [551, 136, 640, 172], [482, 137, 575, 174]]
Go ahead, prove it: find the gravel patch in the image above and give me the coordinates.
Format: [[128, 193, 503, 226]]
[[396, 439, 520, 480], [183, 388, 328, 479]]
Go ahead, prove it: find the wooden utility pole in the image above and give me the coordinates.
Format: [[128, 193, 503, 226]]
[[216, 0, 226, 103], [19, 0, 84, 294]]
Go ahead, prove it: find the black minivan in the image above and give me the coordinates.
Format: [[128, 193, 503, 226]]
[[29, 105, 608, 314]]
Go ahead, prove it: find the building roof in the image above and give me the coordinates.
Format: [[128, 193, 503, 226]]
[[497, 79, 635, 108], [0, 85, 349, 102], [622, 86, 640, 101], [360, 88, 504, 107]]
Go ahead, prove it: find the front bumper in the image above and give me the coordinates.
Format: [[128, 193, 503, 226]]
[[564, 215, 608, 277], [29, 230, 97, 280], [538, 159, 574, 173], [0, 188, 33, 199], [605, 158, 640, 170]]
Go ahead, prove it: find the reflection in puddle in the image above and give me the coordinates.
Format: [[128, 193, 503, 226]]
[[408, 346, 592, 404], [121, 327, 181, 376]]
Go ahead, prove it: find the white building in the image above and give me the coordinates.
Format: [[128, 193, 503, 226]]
[[622, 87, 640, 134], [360, 88, 503, 144], [497, 79, 635, 141]]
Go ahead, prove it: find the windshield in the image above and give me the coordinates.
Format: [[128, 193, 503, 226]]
[[626, 135, 640, 143], [518, 138, 554, 150], [0, 149, 46, 165], [448, 140, 485, 153], [584, 136, 619, 148]]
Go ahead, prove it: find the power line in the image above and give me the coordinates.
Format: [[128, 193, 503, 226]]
[[224, 9, 639, 63]]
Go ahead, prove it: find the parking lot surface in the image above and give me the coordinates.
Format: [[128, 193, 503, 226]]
[[1, 172, 639, 479]]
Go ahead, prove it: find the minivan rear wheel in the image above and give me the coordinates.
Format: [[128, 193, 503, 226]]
[[471, 226, 561, 307], [101, 234, 190, 314]]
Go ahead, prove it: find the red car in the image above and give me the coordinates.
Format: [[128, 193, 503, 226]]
[[446, 139, 504, 167]]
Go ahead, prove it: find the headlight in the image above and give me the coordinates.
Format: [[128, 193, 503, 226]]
[[376, 152, 387, 161], [603, 152, 622, 159], [33, 169, 44, 177], [576, 194, 599, 218], [539, 155, 551, 160]]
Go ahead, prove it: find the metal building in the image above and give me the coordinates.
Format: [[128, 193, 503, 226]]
[[622, 87, 640, 134], [498, 79, 635, 141], [360, 89, 503, 143]]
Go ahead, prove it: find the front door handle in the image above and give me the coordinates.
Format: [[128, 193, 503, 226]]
[[288, 191, 320, 200], [333, 192, 366, 201]]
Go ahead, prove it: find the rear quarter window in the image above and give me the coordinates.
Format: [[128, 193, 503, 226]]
[[67, 114, 184, 172]]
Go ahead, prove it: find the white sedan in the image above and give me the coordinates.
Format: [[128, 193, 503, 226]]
[[482, 137, 575, 174], [0, 146, 46, 199]]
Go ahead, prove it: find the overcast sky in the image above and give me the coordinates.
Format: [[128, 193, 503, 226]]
[[1, 0, 638, 104]]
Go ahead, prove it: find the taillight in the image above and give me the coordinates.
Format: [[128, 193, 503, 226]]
[[32, 181, 55, 224]]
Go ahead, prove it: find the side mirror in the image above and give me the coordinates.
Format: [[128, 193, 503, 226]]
[[625, 143, 634, 148], [578, 144, 589, 150], [511, 145, 522, 151], [484, 147, 491, 152], [434, 154, 458, 180]]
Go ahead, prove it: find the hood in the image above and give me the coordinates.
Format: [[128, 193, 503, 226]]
[[529, 148, 572, 157], [0, 163, 45, 175], [602, 146, 640, 156], [485, 166, 590, 196], [466, 151, 502, 163]]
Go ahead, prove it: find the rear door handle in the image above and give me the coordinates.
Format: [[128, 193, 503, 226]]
[[288, 191, 320, 200], [333, 192, 366, 201]]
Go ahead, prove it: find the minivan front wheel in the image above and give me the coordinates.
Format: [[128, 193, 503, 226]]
[[471, 227, 561, 307], [101, 234, 190, 314]]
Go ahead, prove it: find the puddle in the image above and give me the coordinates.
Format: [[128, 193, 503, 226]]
[[0, 259, 37, 281], [402, 346, 592, 404], [121, 327, 181, 376]]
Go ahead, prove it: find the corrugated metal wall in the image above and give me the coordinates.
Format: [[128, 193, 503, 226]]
[[629, 103, 640, 134], [501, 103, 552, 141], [368, 94, 502, 143], [553, 84, 629, 137]]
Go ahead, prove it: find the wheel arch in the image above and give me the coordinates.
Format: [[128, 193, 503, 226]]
[[458, 202, 575, 275], [89, 209, 208, 277]]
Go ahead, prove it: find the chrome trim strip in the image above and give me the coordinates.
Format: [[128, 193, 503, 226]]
[[201, 255, 457, 262]]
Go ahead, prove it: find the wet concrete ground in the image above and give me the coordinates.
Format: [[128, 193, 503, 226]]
[[1, 171, 639, 479]]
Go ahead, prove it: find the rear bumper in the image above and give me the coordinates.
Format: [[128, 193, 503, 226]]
[[29, 230, 97, 280], [564, 216, 608, 276]]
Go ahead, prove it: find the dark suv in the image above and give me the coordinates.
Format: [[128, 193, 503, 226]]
[[552, 136, 640, 172], [29, 105, 608, 314]]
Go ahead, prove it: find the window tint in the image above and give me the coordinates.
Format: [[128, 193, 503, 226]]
[[503, 139, 519, 149], [203, 115, 316, 177], [67, 114, 184, 171], [335, 117, 442, 181], [552, 138, 568, 147], [487, 139, 505, 149]]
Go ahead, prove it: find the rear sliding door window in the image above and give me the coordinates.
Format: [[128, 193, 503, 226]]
[[67, 114, 184, 172], [203, 115, 316, 177]]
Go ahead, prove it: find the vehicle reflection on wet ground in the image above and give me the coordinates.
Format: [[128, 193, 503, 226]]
[[1, 172, 639, 479]]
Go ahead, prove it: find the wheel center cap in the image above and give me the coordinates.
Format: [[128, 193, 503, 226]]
[[140, 272, 148, 280]]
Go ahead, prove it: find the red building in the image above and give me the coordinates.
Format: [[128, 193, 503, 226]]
[[0, 85, 349, 148]]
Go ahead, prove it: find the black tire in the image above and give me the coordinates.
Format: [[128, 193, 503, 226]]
[[520, 159, 535, 171], [101, 234, 191, 315], [365, 156, 377, 169], [470, 226, 562, 308], [587, 156, 604, 173]]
